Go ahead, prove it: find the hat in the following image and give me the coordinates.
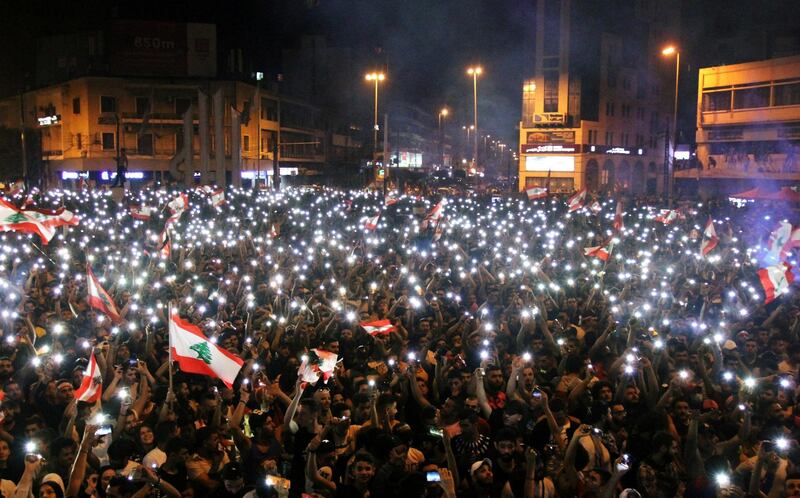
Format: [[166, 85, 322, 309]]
[[737, 330, 750, 339], [702, 399, 719, 411], [222, 462, 243, 481], [470, 458, 492, 477], [722, 340, 737, 351], [41, 474, 65, 498]]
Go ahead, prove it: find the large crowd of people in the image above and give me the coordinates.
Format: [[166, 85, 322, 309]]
[[0, 184, 798, 498]]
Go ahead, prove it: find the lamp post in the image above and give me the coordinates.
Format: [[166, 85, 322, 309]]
[[467, 66, 482, 169], [365, 72, 386, 186], [462, 125, 474, 167], [662, 46, 680, 206], [438, 108, 448, 168]]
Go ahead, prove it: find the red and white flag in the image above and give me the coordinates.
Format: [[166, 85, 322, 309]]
[[0, 200, 79, 244], [767, 221, 793, 261], [567, 189, 587, 212], [526, 187, 548, 200], [584, 240, 614, 261], [210, 189, 225, 207], [758, 263, 794, 304], [612, 201, 625, 233], [74, 350, 103, 403], [166, 193, 188, 225], [86, 264, 121, 323], [364, 213, 380, 231], [298, 349, 339, 384], [654, 209, 683, 225], [433, 218, 446, 241], [361, 319, 395, 336], [169, 310, 244, 388], [385, 192, 399, 206], [421, 199, 445, 230], [700, 217, 718, 256], [130, 205, 154, 220], [589, 201, 602, 214]]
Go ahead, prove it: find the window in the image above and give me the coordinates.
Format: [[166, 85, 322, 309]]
[[135, 97, 150, 116], [543, 71, 559, 113], [702, 91, 731, 112], [102, 132, 115, 150], [605, 131, 613, 145], [605, 101, 615, 117], [733, 86, 770, 109], [175, 98, 191, 115], [72, 97, 80, 114], [243, 135, 250, 154], [588, 130, 597, 144], [261, 98, 278, 121], [100, 96, 116, 113], [137, 134, 154, 155], [76, 133, 82, 150], [774, 82, 800, 107]]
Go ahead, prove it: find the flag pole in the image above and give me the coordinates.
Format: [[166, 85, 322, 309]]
[[168, 303, 174, 410]]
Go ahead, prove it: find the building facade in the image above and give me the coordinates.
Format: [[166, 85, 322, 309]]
[[518, 0, 676, 195], [682, 55, 800, 196], [0, 76, 336, 185]]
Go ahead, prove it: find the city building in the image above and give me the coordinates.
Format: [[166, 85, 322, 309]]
[[680, 55, 800, 196], [517, 0, 677, 195], [0, 21, 361, 186]]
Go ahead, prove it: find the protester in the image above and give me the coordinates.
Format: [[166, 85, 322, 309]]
[[0, 184, 797, 498]]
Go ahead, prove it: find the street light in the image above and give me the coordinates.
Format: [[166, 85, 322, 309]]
[[439, 108, 449, 168], [463, 125, 474, 165], [467, 66, 482, 168], [365, 73, 386, 168], [662, 45, 680, 206]]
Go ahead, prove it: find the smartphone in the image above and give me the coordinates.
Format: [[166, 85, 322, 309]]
[[95, 425, 113, 436], [532, 387, 542, 399], [426, 471, 441, 482], [429, 428, 444, 438]]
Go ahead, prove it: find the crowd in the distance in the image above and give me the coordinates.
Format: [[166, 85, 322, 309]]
[[0, 183, 799, 498]]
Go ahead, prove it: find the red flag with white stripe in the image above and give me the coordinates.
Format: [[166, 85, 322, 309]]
[[654, 209, 683, 225], [361, 319, 396, 336], [169, 310, 244, 388], [130, 205, 154, 220], [74, 350, 102, 403], [421, 199, 445, 230], [385, 192, 399, 206], [589, 201, 602, 214], [612, 201, 624, 233], [758, 263, 794, 304], [158, 229, 171, 259], [584, 239, 614, 261], [87, 264, 121, 323], [364, 213, 380, 231], [567, 189, 587, 212], [701, 217, 718, 256], [526, 187, 548, 200], [298, 349, 339, 384], [210, 189, 225, 207]]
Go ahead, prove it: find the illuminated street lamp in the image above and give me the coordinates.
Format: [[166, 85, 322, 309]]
[[439, 108, 449, 168], [467, 66, 482, 168], [463, 125, 474, 164], [365, 72, 386, 165], [661, 46, 680, 206]]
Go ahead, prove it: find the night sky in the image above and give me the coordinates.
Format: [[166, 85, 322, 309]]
[[1, 0, 798, 146]]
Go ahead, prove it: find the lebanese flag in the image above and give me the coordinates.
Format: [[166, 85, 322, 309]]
[[526, 187, 548, 200], [758, 263, 794, 304], [584, 240, 614, 261], [210, 189, 225, 207], [87, 264, 121, 323], [364, 213, 380, 231], [0, 199, 77, 244], [298, 349, 339, 384], [169, 311, 244, 388], [167, 193, 188, 214], [700, 217, 718, 256], [654, 209, 682, 225], [361, 319, 395, 336], [74, 350, 103, 403], [767, 221, 793, 261], [130, 205, 154, 220], [385, 192, 399, 206], [421, 199, 445, 230], [567, 189, 587, 212], [589, 201, 602, 214], [612, 201, 624, 233]]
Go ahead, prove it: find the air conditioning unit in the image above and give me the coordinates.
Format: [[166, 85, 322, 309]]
[[533, 113, 566, 125]]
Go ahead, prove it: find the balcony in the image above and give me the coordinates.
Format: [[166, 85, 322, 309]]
[[701, 105, 800, 127], [675, 152, 800, 179], [120, 112, 184, 125]]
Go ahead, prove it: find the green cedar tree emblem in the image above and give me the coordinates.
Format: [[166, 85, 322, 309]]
[[189, 342, 213, 364]]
